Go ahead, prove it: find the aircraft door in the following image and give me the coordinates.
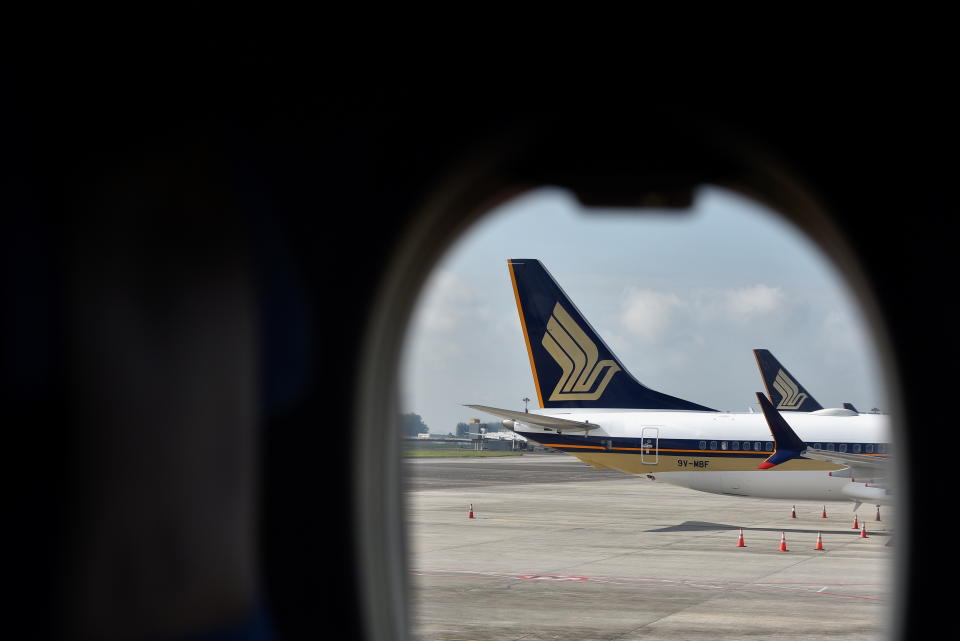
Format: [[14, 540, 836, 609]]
[[641, 427, 659, 465]]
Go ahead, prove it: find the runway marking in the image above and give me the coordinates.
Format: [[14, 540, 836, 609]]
[[412, 568, 885, 601]]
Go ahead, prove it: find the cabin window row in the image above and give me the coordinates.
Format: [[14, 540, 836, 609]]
[[699, 440, 772, 451], [810, 442, 888, 454], [695, 441, 888, 454]]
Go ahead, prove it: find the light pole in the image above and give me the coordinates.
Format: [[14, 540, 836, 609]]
[[522, 397, 530, 413]]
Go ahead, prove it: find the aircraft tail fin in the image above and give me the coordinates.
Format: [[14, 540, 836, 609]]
[[843, 402, 859, 413], [752, 349, 823, 412], [507, 259, 715, 411]]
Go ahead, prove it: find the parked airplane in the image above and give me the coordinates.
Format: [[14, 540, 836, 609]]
[[754, 390, 890, 507], [753, 348, 868, 415], [469, 259, 891, 505], [466, 426, 527, 442]]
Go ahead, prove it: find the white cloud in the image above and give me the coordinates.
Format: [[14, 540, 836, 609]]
[[724, 284, 784, 323], [599, 326, 632, 354], [412, 338, 463, 368], [817, 309, 858, 361], [412, 270, 474, 332], [619, 287, 684, 342]]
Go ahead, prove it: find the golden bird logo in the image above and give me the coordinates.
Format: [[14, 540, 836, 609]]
[[541, 303, 620, 401]]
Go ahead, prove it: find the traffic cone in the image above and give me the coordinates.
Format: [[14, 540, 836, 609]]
[[736, 528, 746, 547], [778, 532, 789, 552], [791, 505, 797, 519], [814, 532, 825, 550], [860, 523, 868, 538], [468, 504, 474, 519], [875, 506, 881, 521], [851, 514, 859, 529], [821, 505, 828, 518]]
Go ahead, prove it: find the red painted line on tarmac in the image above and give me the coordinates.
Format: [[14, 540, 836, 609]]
[[412, 568, 885, 601]]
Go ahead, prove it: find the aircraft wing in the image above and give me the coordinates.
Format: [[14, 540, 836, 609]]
[[465, 404, 601, 432], [755, 391, 889, 481], [802, 447, 888, 482]]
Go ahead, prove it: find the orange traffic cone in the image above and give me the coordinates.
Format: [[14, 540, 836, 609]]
[[821, 505, 828, 518], [736, 528, 746, 547], [860, 523, 868, 538], [851, 514, 859, 529], [468, 504, 475, 519], [778, 532, 789, 552], [814, 532, 825, 551], [791, 505, 797, 519]]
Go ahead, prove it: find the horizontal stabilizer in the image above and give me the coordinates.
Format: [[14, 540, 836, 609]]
[[810, 408, 858, 416], [465, 404, 601, 432]]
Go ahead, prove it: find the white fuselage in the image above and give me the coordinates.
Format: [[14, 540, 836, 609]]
[[514, 408, 892, 504]]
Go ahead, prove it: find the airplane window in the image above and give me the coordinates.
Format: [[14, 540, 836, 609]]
[[399, 185, 892, 640]]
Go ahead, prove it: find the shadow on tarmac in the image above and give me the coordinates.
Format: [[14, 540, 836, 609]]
[[648, 521, 891, 537]]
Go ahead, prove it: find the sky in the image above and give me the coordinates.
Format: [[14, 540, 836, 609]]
[[400, 186, 887, 435]]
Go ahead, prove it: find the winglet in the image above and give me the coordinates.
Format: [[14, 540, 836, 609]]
[[755, 392, 808, 469]]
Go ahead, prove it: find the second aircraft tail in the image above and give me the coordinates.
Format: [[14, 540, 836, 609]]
[[752, 349, 823, 412], [507, 259, 715, 411]]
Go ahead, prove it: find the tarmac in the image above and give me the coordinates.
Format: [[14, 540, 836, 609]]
[[405, 453, 894, 641]]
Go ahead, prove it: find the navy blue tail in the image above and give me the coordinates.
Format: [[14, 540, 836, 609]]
[[752, 349, 823, 412], [507, 259, 715, 411]]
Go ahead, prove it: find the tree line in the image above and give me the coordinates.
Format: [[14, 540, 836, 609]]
[[400, 413, 501, 437]]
